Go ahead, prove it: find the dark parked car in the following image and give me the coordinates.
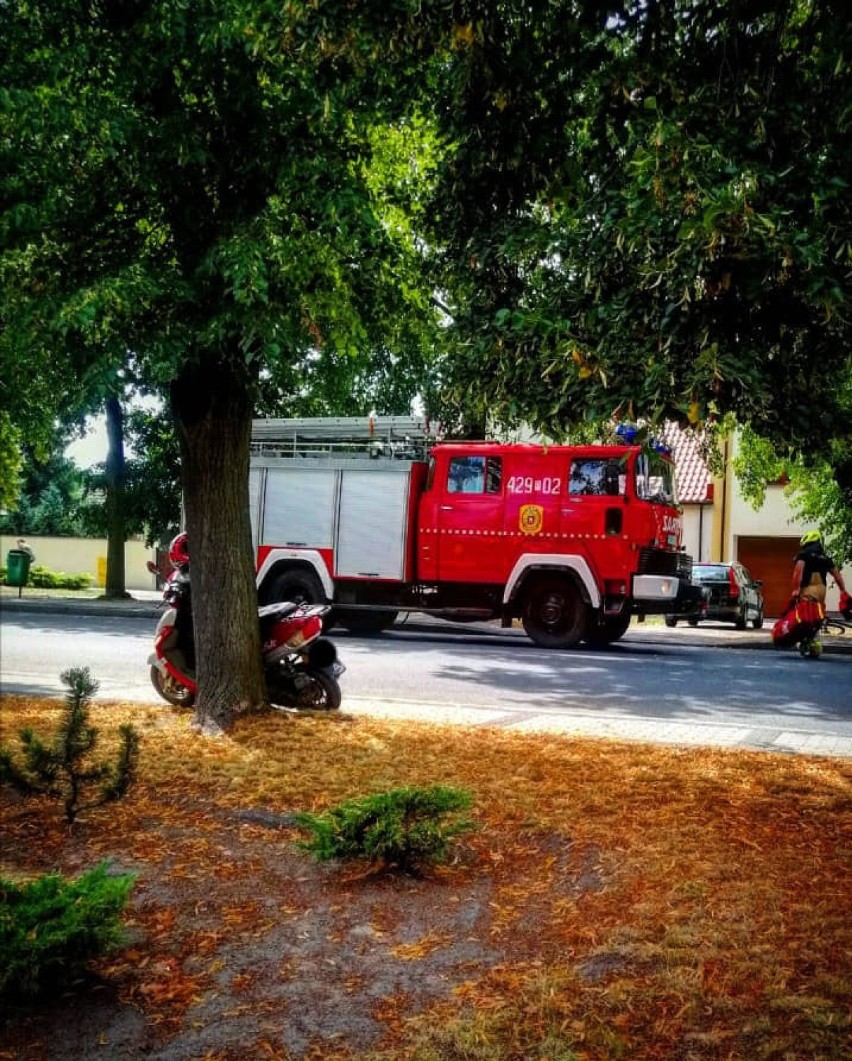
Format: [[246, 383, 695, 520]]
[[666, 562, 764, 630]]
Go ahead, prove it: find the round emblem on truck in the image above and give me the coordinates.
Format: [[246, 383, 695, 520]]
[[519, 504, 544, 535]]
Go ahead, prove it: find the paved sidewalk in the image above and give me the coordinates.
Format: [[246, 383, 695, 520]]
[[1, 589, 165, 617]]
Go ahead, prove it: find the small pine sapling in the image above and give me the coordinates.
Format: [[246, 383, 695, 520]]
[[296, 784, 475, 874], [0, 667, 139, 823]]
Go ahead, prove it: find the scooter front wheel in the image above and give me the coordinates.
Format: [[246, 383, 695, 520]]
[[269, 668, 341, 711], [150, 665, 196, 708]]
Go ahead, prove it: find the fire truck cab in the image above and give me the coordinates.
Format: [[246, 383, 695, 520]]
[[250, 417, 701, 649]]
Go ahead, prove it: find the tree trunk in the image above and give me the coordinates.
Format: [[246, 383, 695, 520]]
[[103, 396, 130, 599], [171, 353, 267, 733]]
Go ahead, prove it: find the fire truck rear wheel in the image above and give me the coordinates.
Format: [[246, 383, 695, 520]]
[[522, 577, 588, 649], [271, 570, 325, 608]]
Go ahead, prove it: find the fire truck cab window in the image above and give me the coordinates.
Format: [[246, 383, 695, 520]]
[[634, 451, 676, 505], [447, 456, 502, 494], [569, 458, 623, 496]]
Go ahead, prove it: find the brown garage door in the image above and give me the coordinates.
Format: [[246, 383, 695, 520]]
[[737, 536, 799, 618]]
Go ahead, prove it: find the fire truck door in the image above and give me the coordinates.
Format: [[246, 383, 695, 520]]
[[501, 454, 565, 545], [560, 455, 630, 566], [434, 454, 505, 583]]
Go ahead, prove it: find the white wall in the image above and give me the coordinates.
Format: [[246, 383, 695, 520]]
[[681, 503, 714, 563], [729, 482, 805, 538], [1, 535, 158, 591]]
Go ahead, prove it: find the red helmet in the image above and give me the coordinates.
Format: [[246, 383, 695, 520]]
[[168, 532, 190, 567]]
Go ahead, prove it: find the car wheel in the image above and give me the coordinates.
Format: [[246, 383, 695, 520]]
[[735, 610, 748, 630], [665, 616, 677, 628], [752, 609, 764, 630], [688, 618, 699, 627]]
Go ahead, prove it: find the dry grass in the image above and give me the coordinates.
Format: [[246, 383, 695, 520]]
[[1, 693, 850, 1060]]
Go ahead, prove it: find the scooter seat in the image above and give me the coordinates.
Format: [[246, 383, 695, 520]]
[[258, 601, 300, 621]]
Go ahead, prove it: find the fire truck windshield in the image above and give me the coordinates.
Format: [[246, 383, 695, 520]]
[[634, 450, 677, 506]]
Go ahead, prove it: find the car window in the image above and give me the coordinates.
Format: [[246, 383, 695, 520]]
[[693, 565, 728, 582]]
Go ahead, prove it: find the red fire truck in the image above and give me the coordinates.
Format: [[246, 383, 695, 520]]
[[250, 417, 702, 648]]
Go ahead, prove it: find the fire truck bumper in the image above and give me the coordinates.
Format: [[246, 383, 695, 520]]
[[632, 575, 705, 614]]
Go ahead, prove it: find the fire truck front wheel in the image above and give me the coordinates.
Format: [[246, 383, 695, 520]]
[[522, 577, 588, 649]]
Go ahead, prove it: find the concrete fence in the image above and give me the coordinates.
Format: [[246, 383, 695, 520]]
[[1, 535, 158, 592]]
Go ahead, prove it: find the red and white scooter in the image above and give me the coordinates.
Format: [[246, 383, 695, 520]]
[[148, 535, 344, 710]]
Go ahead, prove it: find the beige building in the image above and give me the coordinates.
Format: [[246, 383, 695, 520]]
[[661, 427, 850, 618], [711, 441, 849, 619]]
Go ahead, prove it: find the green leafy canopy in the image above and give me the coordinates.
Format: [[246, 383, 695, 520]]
[[424, 1, 852, 486]]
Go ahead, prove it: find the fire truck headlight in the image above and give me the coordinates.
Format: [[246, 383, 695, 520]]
[[660, 578, 674, 597]]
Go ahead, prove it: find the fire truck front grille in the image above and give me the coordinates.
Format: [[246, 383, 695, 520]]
[[638, 548, 692, 581]]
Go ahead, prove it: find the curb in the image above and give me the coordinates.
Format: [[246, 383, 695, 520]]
[[1, 596, 160, 620]]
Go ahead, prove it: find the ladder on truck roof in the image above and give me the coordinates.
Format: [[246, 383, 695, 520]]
[[250, 415, 440, 460]]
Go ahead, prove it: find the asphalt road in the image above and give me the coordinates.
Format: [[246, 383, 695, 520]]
[[2, 606, 851, 756]]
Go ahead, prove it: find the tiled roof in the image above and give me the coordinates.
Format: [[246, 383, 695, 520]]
[[658, 422, 713, 504]]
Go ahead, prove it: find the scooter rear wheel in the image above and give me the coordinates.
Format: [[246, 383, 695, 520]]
[[150, 665, 196, 708], [269, 668, 341, 711]]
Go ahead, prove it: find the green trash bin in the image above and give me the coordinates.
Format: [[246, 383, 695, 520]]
[[6, 549, 32, 594]]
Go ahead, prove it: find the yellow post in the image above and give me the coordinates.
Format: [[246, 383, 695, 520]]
[[97, 556, 107, 587], [709, 435, 731, 562]]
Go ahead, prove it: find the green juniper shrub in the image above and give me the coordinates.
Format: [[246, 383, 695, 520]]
[[296, 784, 475, 874], [0, 667, 139, 823], [0, 861, 136, 1001], [27, 565, 92, 590], [1, 564, 92, 590]]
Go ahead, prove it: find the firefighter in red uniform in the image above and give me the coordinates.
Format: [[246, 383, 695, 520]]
[[791, 530, 848, 605], [773, 531, 850, 654]]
